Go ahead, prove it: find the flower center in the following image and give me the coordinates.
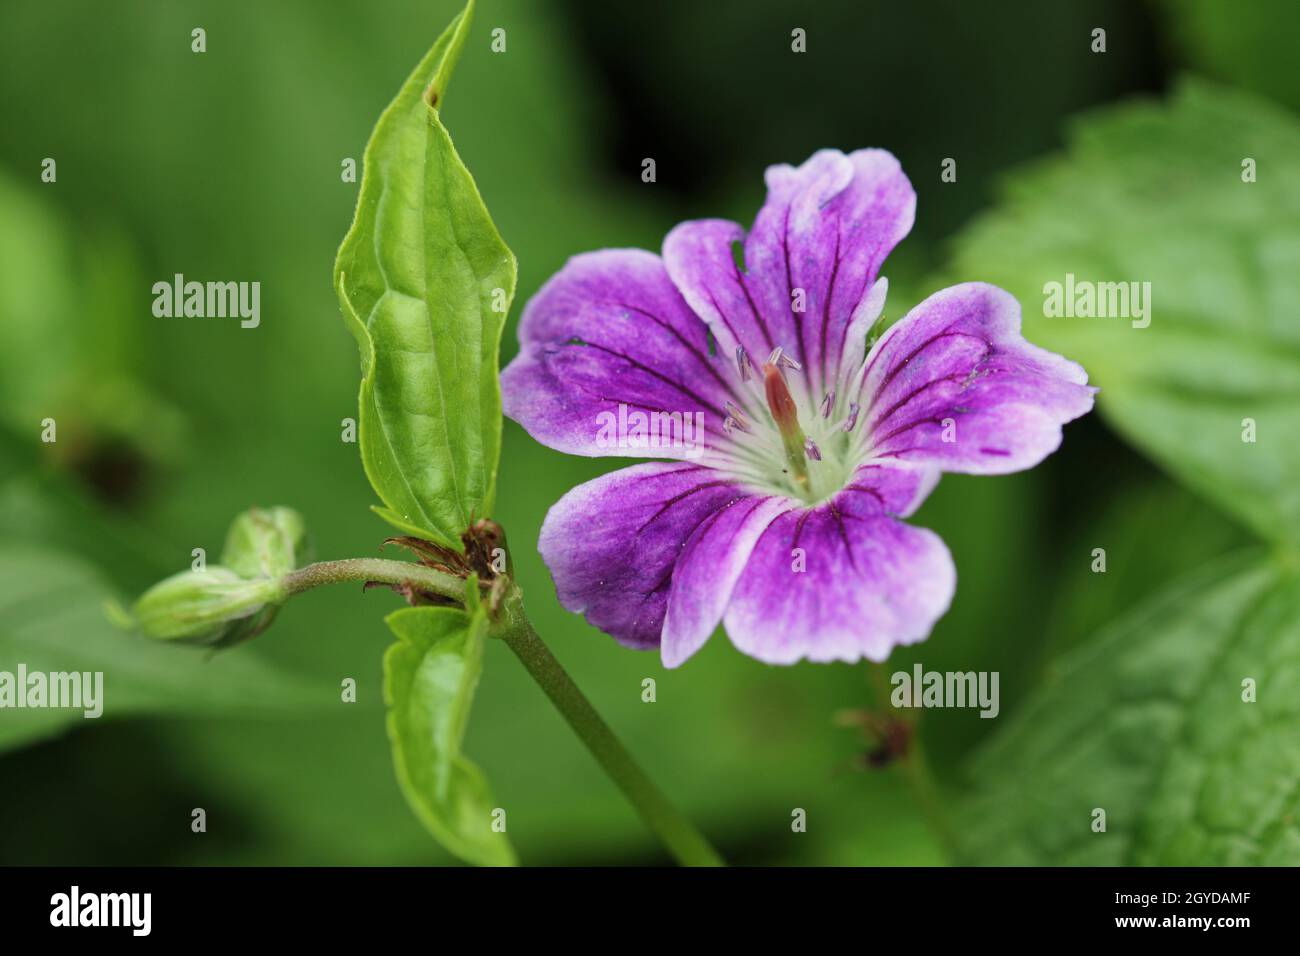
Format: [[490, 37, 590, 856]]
[[720, 345, 864, 506]]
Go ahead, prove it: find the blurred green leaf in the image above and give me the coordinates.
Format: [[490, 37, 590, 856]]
[[0, 426, 167, 592], [957, 550, 1300, 865], [0, 547, 317, 753], [1160, 0, 1300, 115], [1039, 478, 1248, 662], [0, 172, 184, 475], [383, 588, 516, 866], [335, 0, 515, 548], [949, 80, 1300, 543]]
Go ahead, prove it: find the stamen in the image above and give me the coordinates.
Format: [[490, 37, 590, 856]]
[[842, 402, 860, 432], [767, 346, 801, 371], [735, 346, 752, 383], [724, 400, 750, 429], [819, 391, 835, 419], [804, 438, 822, 461]]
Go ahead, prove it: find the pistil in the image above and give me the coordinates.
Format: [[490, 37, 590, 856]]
[[763, 360, 810, 487]]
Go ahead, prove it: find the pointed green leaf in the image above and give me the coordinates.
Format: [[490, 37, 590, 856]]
[[957, 551, 1300, 865], [335, 0, 515, 548], [383, 595, 516, 866]]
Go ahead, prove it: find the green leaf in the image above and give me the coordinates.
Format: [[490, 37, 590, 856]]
[[0, 547, 318, 754], [948, 80, 1300, 544], [1040, 479, 1248, 661], [382, 589, 516, 866], [957, 551, 1300, 865], [335, 0, 515, 549], [1158, 0, 1300, 115], [0, 171, 185, 469], [0, 424, 169, 592]]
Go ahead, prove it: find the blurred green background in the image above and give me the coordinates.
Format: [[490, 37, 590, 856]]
[[0, 0, 1292, 865]]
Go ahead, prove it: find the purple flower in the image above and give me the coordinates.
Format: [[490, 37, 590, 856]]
[[502, 149, 1094, 667]]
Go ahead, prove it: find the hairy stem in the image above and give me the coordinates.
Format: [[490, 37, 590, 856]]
[[281, 558, 464, 601], [496, 598, 724, 867]]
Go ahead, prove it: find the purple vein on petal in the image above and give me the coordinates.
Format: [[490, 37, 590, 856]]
[[636, 480, 739, 533], [575, 341, 728, 420], [615, 301, 735, 398]]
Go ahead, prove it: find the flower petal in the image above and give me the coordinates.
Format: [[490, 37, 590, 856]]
[[501, 250, 734, 458], [538, 461, 746, 649], [661, 494, 793, 668], [722, 475, 955, 665], [663, 150, 915, 404], [659, 218, 762, 382], [839, 458, 941, 519], [858, 282, 1096, 474]]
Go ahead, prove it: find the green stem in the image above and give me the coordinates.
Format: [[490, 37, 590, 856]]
[[867, 662, 960, 861], [282, 558, 464, 601], [496, 602, 724, 867]]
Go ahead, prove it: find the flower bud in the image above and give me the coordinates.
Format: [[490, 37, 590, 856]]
[[124, 566, 286, 647], [221, 506, 307, 579]]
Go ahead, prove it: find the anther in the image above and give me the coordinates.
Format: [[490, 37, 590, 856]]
[[735, 347, 752, 383], [819, 391, 835, 419], [768, 346, 801, 371], [842, 402, 860, 432], [724, 400, 750, 428], [804, 438, 822, 461]]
